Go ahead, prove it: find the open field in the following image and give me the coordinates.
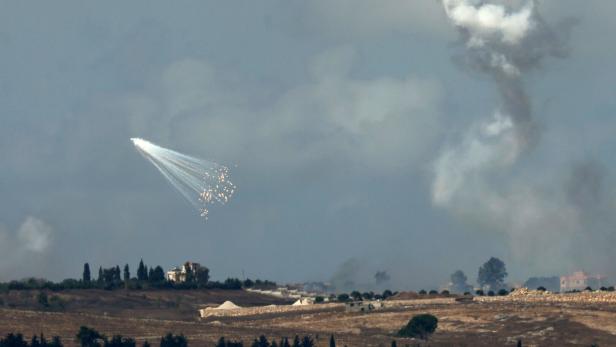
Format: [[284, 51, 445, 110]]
[[3, 289, 616, 346]]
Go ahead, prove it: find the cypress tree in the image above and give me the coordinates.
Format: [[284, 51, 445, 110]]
[[329, 335, 336, 347], [137, 259, 145, 281], [83, 263, 91, 283], [123, 264, 130, 282]]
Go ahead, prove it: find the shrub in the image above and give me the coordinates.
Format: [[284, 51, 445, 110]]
[[487, 290, 495, 297], [475, 290, 484, 296], [440, 290, 450, 295], [584, 286, 593, 292], [463, 292, 471, 296], [418, 290, 427, 295], [608, 286, 615, 292], [398, 314, 438, 340], [497, 289, 509, 296], [336, 293, 350, 302], [428, 290, 438, 295], [314, 296, 324, 303], [537, 286, 546, 291]]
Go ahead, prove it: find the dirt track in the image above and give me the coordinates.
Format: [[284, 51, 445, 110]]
[[2, 290, 616, 346]]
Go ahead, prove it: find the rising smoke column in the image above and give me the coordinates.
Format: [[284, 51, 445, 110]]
[[131, 138, 236, 219], [432, 1, 576, 265]]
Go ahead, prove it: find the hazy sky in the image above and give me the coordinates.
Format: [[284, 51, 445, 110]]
[[1, 1, 615, 291]]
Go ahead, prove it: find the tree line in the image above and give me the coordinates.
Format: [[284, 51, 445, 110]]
[[0, 260, 276, 292], [0, 328, 323, 347]]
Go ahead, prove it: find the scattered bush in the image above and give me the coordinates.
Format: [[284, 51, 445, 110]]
[[475, 290, 484, 296], [418, 290, 427, 295], [398, 314, 438, 340], [463, 292, 471, 296], [440, 290, 450, 296], [537, 286, 546, 291], [487, 290, 495, 297], [336, 293, 350, 302], [497, 289, 509, 296], [314, 296, 324, 304], [584, 286, 593, 292], [428, 290, 438, 295]]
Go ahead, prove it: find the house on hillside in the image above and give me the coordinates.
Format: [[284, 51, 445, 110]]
[[166, 261, 204, 283], [560, 271, 607, 292]]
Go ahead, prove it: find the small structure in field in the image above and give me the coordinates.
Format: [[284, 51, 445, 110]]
[[345, 300, 384, 313], [560, 271, 608, 292], [292, 297, 314, 306]]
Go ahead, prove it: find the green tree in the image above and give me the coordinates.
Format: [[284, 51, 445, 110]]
[[83, 263, 91, 284], [123, 265, 130, 282], [391, 340, 397, 347], [292, 336, 300, 347], [195, 267, 209, 285], [450, 270, 470, 293], [300, 336, 314, 347], [137, 260, 146, 281], [350, 291, 362, 301], [104, 335, 135, 347], [398, 314, 438, 340], [336, 293, 350, 302], [76, 326, 105, 347], [159, 334, 187, 347], [0, 333, 28, 347], [477, 257, 508, 290], [329, 335, 335, 347], [98, 267, 103, 285]]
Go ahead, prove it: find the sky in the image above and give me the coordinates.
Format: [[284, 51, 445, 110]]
[[1, 1, 615, 291]]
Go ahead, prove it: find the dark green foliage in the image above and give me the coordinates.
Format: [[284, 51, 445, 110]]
[[391, 341, 397, 347], [398, 314, 438, 340], [251, 336, 269, 347], [336, 293, 350, 302], [104, 336, 135, 347], [487, 290, 495, 296], [537, 286, 546, 291], [0, 333, 28, 347], [83, 264, 91, 284], [292, 336, 300, 347], [329, 335, 335, 347], [382, 289, 393, 299], [123, 265, 130, 282], [17, 335, 64, 347], [314, 296, 324, 303], [477, 257, 508, 290], [517, 339, 522, 347], [418, 290, 427, 295], [440, 290, 450, 295], [497, 289, 509, 296], [350, 291, 362, 301], [137, 260, 146, 282], [300, 336, 314, 347], [76, 326, 105, 347], [142, 342, 150, 347], [475, 289, 484, 296], [428, 290, 438, 295], [37, 292, 49, 308], [280, 338, 290, 347], [159, 333, 187, 347]]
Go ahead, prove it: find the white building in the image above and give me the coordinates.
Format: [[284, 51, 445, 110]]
[[166, 261, 203, 283]]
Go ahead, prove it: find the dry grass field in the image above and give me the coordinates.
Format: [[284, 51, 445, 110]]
[[2, 289, 616, 346]]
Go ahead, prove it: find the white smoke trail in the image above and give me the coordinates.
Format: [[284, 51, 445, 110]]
[[131, 138, 236, 219]]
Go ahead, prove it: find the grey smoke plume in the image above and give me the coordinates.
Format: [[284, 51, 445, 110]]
[[0, 216, 53, 280], [432, 0, 580, 272]]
